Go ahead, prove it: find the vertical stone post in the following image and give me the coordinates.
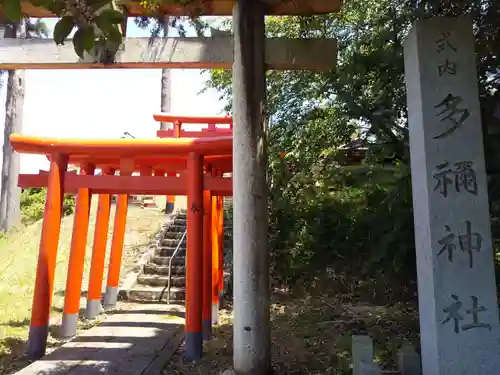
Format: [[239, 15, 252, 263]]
[[352, 335, 374, 375], [232, 0, 271, 373], [61, 163, 95, 338], [166, 172, 176, 214], [404, 17, 500, 375], [185, 152, 204, 360], [27, 153, 68, 359]]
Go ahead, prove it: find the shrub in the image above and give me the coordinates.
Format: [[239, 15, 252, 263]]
[[268, 159, 417, 299], [21, 188, 76, 225]]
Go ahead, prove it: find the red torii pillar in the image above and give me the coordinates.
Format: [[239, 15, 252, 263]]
[[217, 173, 225, 307], [202, 174, 212, 340], [27, 153, 68, 359], [166, 120, 182, 213], [185, 152, 204, 360], [211, 168, 223, 325], [85, 168, 114, 319], [60, 163, 95, 338], [103, 163, 133, 309]]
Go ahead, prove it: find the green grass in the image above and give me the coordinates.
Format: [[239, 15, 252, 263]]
[[0, 203, 165, 374]]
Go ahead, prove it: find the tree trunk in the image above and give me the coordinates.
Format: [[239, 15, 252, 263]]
[[160, 15, 174, 213], [0, 22, 24, 232], [160, 15, 171, 131]]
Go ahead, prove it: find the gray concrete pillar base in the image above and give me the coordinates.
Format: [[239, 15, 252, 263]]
[[203, 319, 212, 340], [27, 325, 49, 360], [166, 202, 175, 214], [60, 313, 78, 338], [211, 303, 220, 325], [185, 331, 203, 361], [103, 286, 118, 309], [85, 299, 103, 320]]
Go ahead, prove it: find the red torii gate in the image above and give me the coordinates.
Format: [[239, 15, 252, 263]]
[[153, 114, 233, 213], [153, 114, 233, 328], [11, 116, 233, 361]]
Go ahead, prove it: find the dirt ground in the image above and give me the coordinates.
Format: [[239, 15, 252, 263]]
[[163, 292, 419, 375]]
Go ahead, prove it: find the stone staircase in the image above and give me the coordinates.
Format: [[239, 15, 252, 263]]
[[127, 205, 233, 304], [128, 210, 187, 303]]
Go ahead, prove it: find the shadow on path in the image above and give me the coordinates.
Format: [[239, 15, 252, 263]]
[[11, 304, 184, 375]]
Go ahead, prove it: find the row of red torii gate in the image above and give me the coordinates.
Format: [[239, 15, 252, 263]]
[[12, 113, 234, 361]]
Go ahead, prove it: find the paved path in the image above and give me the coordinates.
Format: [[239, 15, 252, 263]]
[[15, 304, 185, 375]]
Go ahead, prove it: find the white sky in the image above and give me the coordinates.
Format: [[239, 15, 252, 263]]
[[0, 17, 228, 174]]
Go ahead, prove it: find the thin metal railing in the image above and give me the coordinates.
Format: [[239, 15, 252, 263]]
[[165, 229, 187, 304]]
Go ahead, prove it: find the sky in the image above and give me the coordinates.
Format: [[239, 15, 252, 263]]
[[0, 17, 228, 174]]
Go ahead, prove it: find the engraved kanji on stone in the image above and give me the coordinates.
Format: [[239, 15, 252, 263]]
[[435, 31, 457, 53], [433, 162, 454, 198], [438, 58, 457, 76], [437, 225, 456, 263], [433, 93, 470, 139], [437, 221, 483, 268], [432, 161, 477, 198], [454, 161, 477, 196], [441, 294, 463, 333], [458, 220, 483, 269], [442, 295, 492, 334], [462, 296, 492, 331]]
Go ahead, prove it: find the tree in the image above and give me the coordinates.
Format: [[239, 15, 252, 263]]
[[202, 0, 500, 289], [1, 0, 209, 61], [0, 18, 47, 232], [160, 15, 171, 131]]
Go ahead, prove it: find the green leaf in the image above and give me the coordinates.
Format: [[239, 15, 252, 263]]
[[106, 26, 122, 45], [82, 26, 96, 53], [97, 8, 124, 25], [72, 28, 86, 59], [94, 13, 112, 34], [2, 0, 22, 21], [73, 26, 97, 58], [53, 16, 74, 45]]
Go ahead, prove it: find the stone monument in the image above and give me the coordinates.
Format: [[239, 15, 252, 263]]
[[404, 16, 500, 375]]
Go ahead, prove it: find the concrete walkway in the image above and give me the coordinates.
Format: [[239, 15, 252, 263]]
[[15, 304, 185, 375]]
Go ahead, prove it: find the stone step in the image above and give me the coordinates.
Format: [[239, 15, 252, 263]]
[[137, 274, 185, 287], [156, 246, 186, 257], [165, 224, 187, 232], [164, 231, 187, 239], [161, 239, 187, 247], [173, 218, 187, 226], [128, 286, 185, 303], [143, 263, 185, 276], [150, 255, 186, 266]]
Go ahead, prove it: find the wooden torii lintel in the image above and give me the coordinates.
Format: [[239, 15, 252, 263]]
[[2, 0, 342, 18], [0, 36, 337, 71]]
